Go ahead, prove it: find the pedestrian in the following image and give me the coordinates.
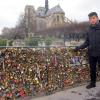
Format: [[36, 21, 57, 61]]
[[74, 12, 100, 89]]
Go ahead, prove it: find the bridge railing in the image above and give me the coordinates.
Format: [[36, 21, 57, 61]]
[[0, 46, 99, 99]]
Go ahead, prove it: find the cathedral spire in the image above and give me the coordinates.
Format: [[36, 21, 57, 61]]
[[45, 0, 49, 13]]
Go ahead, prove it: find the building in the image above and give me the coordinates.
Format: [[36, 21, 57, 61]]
[[24, 0, 71, 38]]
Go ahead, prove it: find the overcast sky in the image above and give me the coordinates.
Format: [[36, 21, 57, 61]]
[[0, 0, 100, 34]]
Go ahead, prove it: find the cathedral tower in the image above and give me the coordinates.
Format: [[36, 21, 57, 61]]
[[45, 0, 49, 13]]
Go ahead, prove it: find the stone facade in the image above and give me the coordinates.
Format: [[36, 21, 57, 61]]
[[25, 5, 36, 34], [24, 0, 70, 37]]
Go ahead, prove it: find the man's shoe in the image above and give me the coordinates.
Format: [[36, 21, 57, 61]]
[[86, 83, 96, 89]]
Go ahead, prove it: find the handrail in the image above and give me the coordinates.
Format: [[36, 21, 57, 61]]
[[0, 45, 75, 48]]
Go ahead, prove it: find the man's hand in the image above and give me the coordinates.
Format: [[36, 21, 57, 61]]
[[73, 46, 79, 52]]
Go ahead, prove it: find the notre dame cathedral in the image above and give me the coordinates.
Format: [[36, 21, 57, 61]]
[[25, 0, 71, 37]]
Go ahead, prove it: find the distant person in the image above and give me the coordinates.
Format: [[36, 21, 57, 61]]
[[74, 12, 100, 89]]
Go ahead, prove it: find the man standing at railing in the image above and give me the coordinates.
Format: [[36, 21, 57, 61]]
[[74, 12, 100, 89]]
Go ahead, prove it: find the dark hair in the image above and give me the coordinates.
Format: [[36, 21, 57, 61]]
[[88, 12, 98, 17]]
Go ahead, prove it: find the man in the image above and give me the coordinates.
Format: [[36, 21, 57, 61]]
[[74, 12, 100, 89]]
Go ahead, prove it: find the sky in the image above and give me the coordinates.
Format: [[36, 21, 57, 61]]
[[0, 0, 100, 34]]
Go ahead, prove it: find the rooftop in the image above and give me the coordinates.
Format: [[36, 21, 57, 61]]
[[46, 5, 65, 16]]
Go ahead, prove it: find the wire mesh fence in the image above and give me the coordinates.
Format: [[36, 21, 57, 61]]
[[0, 46, 100, 99]]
